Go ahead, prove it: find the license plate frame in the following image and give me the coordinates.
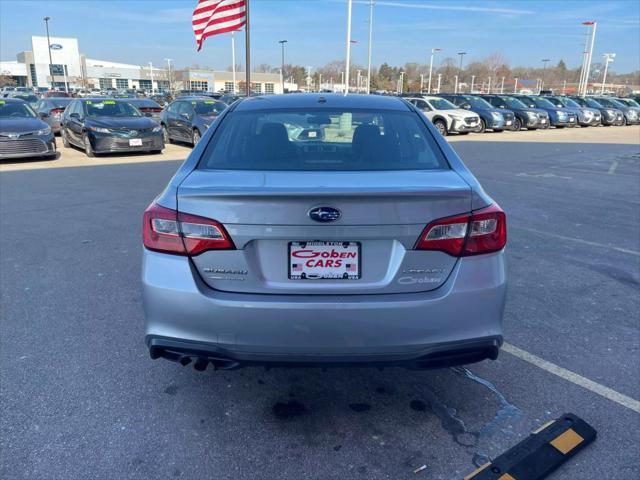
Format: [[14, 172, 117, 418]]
[[288, 241, 361, 280], [129, 138, 143, 147]]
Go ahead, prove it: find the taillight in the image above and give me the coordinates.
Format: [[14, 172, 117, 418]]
[[142, 203, 234, 256], [416, 204, 506, 256]]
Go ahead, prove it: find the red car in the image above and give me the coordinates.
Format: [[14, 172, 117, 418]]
[[44, 91, 71, 98]]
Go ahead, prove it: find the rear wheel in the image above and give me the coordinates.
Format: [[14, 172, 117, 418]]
[[83, 133, 95, 158], [622, 117, 627, 126], [61, 128, 71, 148], [433, 119, 447, 136], [192, 129, 201, 145], [478, 119, 486, 133], [162, 125, 171, 144]]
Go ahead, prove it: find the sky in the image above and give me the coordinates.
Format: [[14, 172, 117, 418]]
[[1, 0, 639, 73]]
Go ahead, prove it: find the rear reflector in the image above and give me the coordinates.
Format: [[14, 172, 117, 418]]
[[143, 203, 234, 255], [416, 203, 506, 256]]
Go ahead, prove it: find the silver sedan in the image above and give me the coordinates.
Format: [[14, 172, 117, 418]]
[[142, 94, 507, 371]]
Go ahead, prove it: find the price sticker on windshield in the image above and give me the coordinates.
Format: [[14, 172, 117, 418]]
[[204, 100, 215, 104], [103, 100, 116, 105]]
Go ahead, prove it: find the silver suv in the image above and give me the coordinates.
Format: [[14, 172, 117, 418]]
[[142, 94, 507, 371]]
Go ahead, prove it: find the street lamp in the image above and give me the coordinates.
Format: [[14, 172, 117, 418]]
[[278, 40, 287, 93], [397, 71, 405, 94], [427, 47, 442, 94], [601, 53, 615, 94], [164, 58, 173, 93], [43, 17, 55, 89], [541, 58, 550, 92], [457, 51, 467, 92]]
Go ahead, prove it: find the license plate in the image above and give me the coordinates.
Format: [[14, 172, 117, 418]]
[[541, 118, 547, 123], [129, 138, 143, 146], [289, 241, 360, 280], [506, 120, 512, 126]]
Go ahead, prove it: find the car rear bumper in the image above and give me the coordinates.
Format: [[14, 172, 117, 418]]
[[142, 249, 507, 368]]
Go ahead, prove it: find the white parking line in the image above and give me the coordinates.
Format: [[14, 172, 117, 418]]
[[503, 342, 640, 413], [517, 227, 640, 256]]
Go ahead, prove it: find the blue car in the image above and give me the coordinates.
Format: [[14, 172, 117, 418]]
[[514, 95, 577, 128], [438, 93, 516, 132], [480, 94, 549, 130], [160, 96, 227, 146]]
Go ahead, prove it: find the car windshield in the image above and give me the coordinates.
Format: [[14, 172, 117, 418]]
[[531, 97, 555, 109], [461, 96, 493, 109], [192, 100, 226, 115], [622, 98, 640, 107], [427, 98, 457, 110], [585, 98, 603, 108], [0, 101, 36, 118], [84, 100, 142, 117], [552, 97, 580, 108], [599, 98, 626, 108], [501, 96, 527, 109], [199, 108, 448, 171]]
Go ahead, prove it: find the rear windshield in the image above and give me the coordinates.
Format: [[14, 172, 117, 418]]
[[0, 101, 36, 118], [199, 108, 448, 171], [49, 99, 72, 108], [192, 100, 226, 115], [83, 100, 141, 117], [585, 98, 603, 108]]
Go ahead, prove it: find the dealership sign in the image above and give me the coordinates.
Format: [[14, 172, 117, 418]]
[[50, 44, 63, 50]]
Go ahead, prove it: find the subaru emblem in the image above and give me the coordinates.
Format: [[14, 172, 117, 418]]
[[308, 206, 341, 223]]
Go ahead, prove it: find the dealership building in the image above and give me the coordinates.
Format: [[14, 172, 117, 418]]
[[1, 35, 283, 94]]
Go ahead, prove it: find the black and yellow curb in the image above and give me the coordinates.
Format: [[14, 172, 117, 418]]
[[463, 413, 596, 480]]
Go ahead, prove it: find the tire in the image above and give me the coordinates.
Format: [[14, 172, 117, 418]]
[[162, 125, 172, 144], [478, 119, 486, 133], [83, 133, 95, 158], [555, 125, 565, 129], [622, 117, 627, 126], [192, 129, 201, 145], [150, 150, 162, 155], [493, 128, 504, 133], [61, 128, 71, 148], [458, 131, 470, 135], [433, 119, 447, 136], [513, 118, 522, 131]]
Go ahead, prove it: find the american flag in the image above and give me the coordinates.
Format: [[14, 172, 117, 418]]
[[192, 0, 247, 51]]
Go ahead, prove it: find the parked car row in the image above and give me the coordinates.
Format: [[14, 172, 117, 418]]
[[401, 92, 639, 135], [0, 93, 232, 160]]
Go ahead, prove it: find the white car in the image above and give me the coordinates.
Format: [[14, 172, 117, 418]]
[[406, 96, 481, 136]]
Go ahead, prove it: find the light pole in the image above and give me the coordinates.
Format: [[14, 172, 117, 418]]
[[356, 69, 361, 92], [470, 75, 475, 93], [43, 17, 58, 90], [541, 58, 550, 91], [344, 0, 353, 95], [580, 21, 597, 96], [397, 71, 405, 94], [514, 77, 518, 93], [427, 47, 442, 94], [420, 74, 424, 93], [164, 58, 173, 93], [487, 76, 492, 94], [436, 73, 442, 93], [278, 40, 287, 94], [148, 62, 154, 94], [601, 53, 615, 94], [457, 51, 467, 92], [366, 0, 374, 94], [500, 76, 505, 93], [454, 75, 458, 94], [231, 32, 237, 93], [319, 73, 323, 92]]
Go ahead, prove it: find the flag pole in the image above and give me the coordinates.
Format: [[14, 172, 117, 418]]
[[231, 32, 236, 93], [245, 0, 251, 96], [344, 0, 352, 95]]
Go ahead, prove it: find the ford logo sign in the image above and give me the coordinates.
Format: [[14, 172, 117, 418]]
[[50, 44, 63, 50], [308, 206, 341, 223]]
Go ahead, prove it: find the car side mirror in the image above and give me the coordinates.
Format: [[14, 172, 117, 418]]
[[499, 105, 505, 109], [180, 112, 191, 120], [69, 112, 80, 119], [39, 111, 50, 118], [462, 103, 471, 109]]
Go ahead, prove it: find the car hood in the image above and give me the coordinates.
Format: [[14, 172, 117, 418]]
[[85, 116, 157, 129], [440, 108, 478, 117], [0, 117, 48, 133]]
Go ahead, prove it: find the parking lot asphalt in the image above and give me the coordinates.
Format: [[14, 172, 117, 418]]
[[1, 127, 639, 479]]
